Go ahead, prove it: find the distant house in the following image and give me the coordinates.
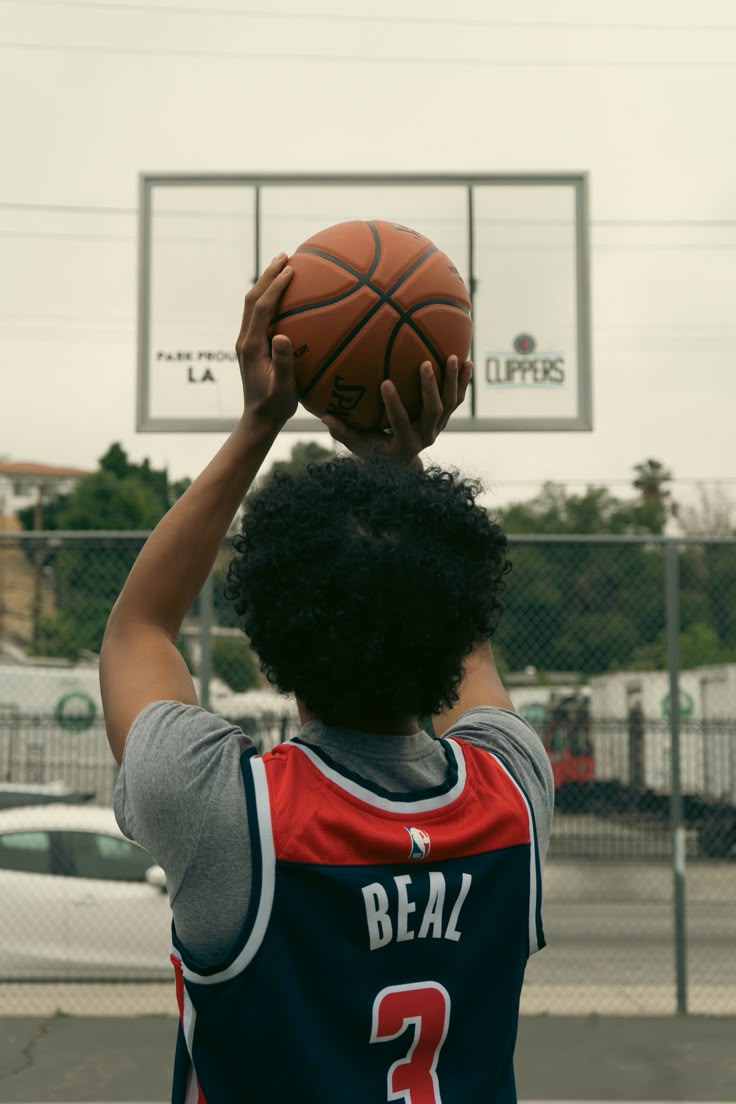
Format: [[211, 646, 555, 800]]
[[0, 460, 90, 654], [0, 460, 89, 525]]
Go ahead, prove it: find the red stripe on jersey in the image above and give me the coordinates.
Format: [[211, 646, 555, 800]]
[[261, 741, 529, 865], [172, 952, 186, 1018], [171, 953, 208, 1104]]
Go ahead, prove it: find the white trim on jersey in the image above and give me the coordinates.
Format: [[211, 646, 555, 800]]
[[487, 753, 542, 955], [180, 755, 276, 985], [291, 738, 468, 813], [183, 996, 199, 1104], [167, 948, 200, 1104]]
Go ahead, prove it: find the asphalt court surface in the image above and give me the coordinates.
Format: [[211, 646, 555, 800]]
[[0, 1016, 734, 1102], [1, 860, 734, 1099]]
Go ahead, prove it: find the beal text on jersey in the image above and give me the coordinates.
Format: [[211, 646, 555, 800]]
[[361, 871, 472, 951]]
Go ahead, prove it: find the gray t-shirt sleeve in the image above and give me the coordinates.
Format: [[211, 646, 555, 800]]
[[445, 706, 555, 860], [113, 699, 256, 965]]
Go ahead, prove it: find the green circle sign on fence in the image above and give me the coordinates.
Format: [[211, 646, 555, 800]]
[[660, 690, 695, 720], [54, 691, 97, 732]]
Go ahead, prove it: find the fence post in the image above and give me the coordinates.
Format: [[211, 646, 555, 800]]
[[665, 541, 687, 1014], [199, 573, 214, 712]]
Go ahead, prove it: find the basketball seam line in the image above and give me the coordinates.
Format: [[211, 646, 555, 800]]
[[385, 305, 451, 381], [283, 266, 471, 316], [273, 226, 385, 323], [299, 242, 441, 399], [273, 245, 472, 325], [376, 304, 454, 430]]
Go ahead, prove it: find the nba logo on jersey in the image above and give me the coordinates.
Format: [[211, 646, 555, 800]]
[[405, 826, 431, 860]]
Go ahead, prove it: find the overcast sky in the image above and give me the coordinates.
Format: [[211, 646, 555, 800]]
[[1, 0, 734, 513]]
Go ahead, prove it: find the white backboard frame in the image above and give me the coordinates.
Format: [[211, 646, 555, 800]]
[[137, 173, 592, 433]]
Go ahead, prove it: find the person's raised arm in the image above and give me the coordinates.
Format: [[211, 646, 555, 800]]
[[100, 255, 296, 764], [432, 641, 514, 737]]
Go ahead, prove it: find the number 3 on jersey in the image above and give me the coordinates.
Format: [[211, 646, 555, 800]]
[[370, 981, 451, 1103]]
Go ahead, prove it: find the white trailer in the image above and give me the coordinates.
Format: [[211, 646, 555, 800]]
[[588, 665, 736, 801], [0, 662, 103, 727]]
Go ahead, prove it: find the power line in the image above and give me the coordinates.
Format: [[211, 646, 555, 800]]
[[480, 477, 736, 488], [4, 200, 736, 228], [1, 40, 736, 67], [4, 228, 736, 251], [0, 200, 133, 215], [4, 0, 736, 33], [3, 312, 736, 340], [0, 230, 133, 241]]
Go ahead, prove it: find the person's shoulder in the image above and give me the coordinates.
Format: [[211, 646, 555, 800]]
[[123, 699, 252, 762], [444, 705, 542, 750], [445, 706, 554, 819], [116, 699, 254, 826], [127, 698, 228, 734], [114, 701, 255, 865]]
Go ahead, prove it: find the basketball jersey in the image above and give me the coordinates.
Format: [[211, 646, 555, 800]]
[[170, 736, 545, 1104]]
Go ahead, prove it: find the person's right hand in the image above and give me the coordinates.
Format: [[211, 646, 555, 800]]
[[321, 356, 472, 466], [236, 254, 297, 430]]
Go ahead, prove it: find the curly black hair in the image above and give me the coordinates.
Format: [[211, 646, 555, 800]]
[[225, 455, 510, 726]]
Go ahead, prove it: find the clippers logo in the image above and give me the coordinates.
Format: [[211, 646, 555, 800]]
[[405, 827, 431, 860], [486, 333, 565, 387], [514, 333, 536, 355]]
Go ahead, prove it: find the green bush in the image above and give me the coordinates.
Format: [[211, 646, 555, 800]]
[[212, 635, 261, 692]]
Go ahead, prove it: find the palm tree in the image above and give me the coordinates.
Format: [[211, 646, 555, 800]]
[[633, 459, 673, 504]]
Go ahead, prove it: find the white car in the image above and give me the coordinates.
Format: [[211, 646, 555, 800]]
[[0, 781, 94, 810], [0, 804, 172, 979]]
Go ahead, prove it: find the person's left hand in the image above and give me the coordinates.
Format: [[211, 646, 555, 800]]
[[236, 254, 297, 428], [321, 356, 473, 466]]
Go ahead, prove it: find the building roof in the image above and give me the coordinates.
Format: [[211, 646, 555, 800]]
[[0, 461, 89, 479]]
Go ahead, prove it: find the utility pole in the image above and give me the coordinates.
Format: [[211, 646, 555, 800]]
[[31, 484, 44, 655], [0, 487, 6, 648]]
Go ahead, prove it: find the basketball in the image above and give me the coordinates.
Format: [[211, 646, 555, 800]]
[[269, 220, 473, 430]]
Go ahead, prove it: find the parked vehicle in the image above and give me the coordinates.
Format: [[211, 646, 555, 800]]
[[0, 804, 171, 979], [522, 679, 736, 859], [0, 781, 93, 809]]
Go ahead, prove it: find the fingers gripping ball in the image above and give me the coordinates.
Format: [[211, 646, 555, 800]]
[[268, 220, 472, 430]]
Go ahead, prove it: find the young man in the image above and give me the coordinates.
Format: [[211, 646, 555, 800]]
[[101, 254, 554, 1103]]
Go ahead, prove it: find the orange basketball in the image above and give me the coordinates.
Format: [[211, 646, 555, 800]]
[[269, 220, 472, 430]]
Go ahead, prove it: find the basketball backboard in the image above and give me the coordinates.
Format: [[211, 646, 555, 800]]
[[137, 173, 592, 433]]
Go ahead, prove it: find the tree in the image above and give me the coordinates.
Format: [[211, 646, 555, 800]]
[[630, 623, 736, 671], [675, 486, 736, 663], [495, 459, 736, 675], [17, 444, 191, 660], [57, 470, 163, 531], [269, 440, 334, 478], [18, 443, 178, 533], [16, 492, 70, 533], [633, 458, 673, 502], [212, 636, 261, 692], [632, 458, 674, 534], [494, 468, 670, 675], [501, 481, 666, 537], [677, 484, 735, 537]]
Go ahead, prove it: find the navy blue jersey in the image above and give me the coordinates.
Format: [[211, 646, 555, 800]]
[[170, 737, 545, 1103]]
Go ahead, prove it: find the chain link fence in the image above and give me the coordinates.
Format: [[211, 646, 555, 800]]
[[0, 530, 734, 1016]]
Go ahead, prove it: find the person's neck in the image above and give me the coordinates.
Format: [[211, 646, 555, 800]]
[[297, 700, 420, 736]]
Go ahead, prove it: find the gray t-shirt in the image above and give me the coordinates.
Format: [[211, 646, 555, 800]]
[[114, 703, 554, 967]]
